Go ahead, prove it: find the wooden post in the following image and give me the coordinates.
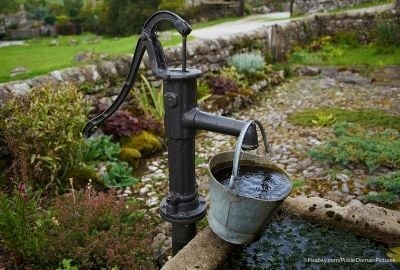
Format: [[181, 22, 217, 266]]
[[239, 0, 245, 17], [290, 0, 295, 16]]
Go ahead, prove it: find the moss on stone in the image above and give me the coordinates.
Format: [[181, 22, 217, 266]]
[[121, 131, 163, 157], [119, 147, 141, 168]]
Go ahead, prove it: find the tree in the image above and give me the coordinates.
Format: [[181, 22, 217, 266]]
[[158, 0, 185, 13], [0, 0, 18, 14], [99, 0, 160, 36], [63, 0, 83, 19]]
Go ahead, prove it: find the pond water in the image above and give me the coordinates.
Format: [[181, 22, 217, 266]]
[[223, 214, 398, 270]]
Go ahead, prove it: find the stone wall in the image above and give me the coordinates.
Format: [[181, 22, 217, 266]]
[[0, 28, 270, 103], [293, 0, 385, 14]]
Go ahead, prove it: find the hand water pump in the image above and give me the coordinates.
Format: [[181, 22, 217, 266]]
[[83, 11, 261, 254]]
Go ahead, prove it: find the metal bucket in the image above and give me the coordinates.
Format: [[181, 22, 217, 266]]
[[207, 121, 292, 244]]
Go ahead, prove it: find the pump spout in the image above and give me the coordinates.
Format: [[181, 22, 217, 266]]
[[182, 109, 259, 150]]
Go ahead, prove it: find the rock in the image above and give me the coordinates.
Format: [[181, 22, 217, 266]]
[[283, 196, 400, 246], [336, 173, 350, 182], [148, 165, 158, 172], [10, 66, 28, 77], [9, 83, 30, 95], [146, 197, 159, 207], [139, 186, 150, 196], [0, 87, 13, 106], [49, 39, 59, 46], [341, 183, 350, 194], [299, 66, 321, 76], [50, 70, 63, 81], [124, 188, 132, 195], [68, 39, 78, 46], [337, 71, 369, 85], [348, 199, 362, 206], [74, 52, 94, 62]]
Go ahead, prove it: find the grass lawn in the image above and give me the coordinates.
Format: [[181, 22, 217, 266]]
[[288, 107, 400, 130], [290, 45, 400, 67], [0, 33, 185, 83], [0, 16, 242, 83]]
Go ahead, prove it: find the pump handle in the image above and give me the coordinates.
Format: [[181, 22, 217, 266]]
[[83, 11, 191, 138]]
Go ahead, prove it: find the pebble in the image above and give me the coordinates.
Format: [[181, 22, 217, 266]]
[[348, 199, 362, 206], [341, 183, 350, 194], [336, 174, 350, 182], [139, 187, 150, 196], [146, 197, 160, 207], [148, 166, 158, 172]]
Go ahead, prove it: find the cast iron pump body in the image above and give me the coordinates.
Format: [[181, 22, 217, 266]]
[[83, 11, 259, 254]]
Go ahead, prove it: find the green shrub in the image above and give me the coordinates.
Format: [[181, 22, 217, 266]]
[[363, 191, 398, 206], [103, 161, 138, 188], [0, 84, 90, 189], [288, 108, 400, 130], [309, 123, 400, 171], [219, 66, 249, 88], [0, 188, 52, 268], [334, 31, 360, 47], [311, 113, 336, 127], [289, 50, 321, 64], [228, 52, 265, 74], [365, 172, 400, 206], [0, 190, 156, 269], [374, 21, 400, 48], [56, 259, 79, 270], [84, 135, 120, 162], [197, 80, 212, 101], [136, 75, 164, 122], [367, 171, 400, 202]]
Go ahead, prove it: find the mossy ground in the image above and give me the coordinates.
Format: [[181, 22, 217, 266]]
[[288, 107, 400, 130]]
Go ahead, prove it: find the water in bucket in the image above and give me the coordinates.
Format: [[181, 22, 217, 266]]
[[207, 120, 293, 244], [214, 165, 292, 200]]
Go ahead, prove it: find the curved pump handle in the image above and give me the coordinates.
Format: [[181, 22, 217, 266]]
[[83, 11, 191, 138]]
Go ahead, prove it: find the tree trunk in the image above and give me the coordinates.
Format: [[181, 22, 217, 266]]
[[290, 0, 295, 16], [239, 0, 245, 17]]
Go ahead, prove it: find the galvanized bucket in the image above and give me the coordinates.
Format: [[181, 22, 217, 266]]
[[207, 120, 292, 244]]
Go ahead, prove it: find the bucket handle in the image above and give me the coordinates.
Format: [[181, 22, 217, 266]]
[[228, 120, 269, 189]]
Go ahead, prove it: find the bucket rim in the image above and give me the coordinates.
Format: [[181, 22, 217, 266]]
[[208, 151, 293, 203]]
